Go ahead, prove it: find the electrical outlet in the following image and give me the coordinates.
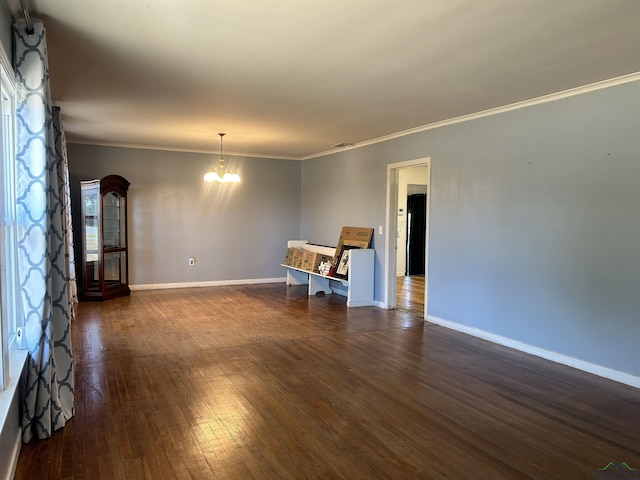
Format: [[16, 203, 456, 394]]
[[188, 257, 195, 266]]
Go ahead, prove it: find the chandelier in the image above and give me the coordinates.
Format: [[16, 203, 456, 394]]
[[204, 133, 240, 183]]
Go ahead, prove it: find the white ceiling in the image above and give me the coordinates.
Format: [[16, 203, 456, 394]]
[[10, 0, 640, 159]]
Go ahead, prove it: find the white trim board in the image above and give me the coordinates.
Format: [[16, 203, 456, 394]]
[[427, 315, 640, 389], [0, 349, 28, 480], [67, 73, 640, 162], [303, 71, 640, 160], [131, 277, 285, 291], [67, 139, 301, 161]]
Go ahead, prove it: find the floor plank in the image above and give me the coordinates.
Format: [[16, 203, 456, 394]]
[[396, 275, 424, 314], [14, 283, 640, 479]]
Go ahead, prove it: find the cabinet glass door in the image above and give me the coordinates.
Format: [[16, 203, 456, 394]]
[[104, 251, 127, 285], [103, 191, 124, 248], [83, 189, 100, 292]]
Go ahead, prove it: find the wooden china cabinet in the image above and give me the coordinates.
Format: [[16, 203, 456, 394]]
[[80, 175, 131, 300]]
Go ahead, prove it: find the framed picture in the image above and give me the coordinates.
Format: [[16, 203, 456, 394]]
[[333, 245, 357, 279]]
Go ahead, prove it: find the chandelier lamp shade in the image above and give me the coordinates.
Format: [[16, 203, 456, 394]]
[[204, 132, 240, 183]]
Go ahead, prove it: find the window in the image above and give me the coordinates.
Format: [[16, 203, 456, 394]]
[[0, 48, 17, 391]]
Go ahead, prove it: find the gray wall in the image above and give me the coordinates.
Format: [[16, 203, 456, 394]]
[[301, 146, 389, 291], [68, 144, 301, 287], [302, 80, 640, 378]]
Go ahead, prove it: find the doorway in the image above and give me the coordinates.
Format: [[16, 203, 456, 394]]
[[385, 158, 430, 316], [406, 191, 427, 276]]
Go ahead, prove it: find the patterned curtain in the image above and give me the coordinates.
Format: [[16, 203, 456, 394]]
[[14, 20, 77, 442]]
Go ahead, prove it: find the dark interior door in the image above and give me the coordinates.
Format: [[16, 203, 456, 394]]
[[406, 193, 426, 275]]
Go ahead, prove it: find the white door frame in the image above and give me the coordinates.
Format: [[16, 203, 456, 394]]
[[384, 157, 431, 317]]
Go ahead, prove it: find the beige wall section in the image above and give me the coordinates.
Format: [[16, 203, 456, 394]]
[[396, 165, 429, 276], [67, 144, 301, 288]]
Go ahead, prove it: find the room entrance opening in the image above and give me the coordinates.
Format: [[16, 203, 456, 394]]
[[384, 158, 430, 316]]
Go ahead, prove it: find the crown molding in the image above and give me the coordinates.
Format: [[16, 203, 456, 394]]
[[65, 139, 301, 161], [302, 71, 640, 160], [67, 71, 640, 161]]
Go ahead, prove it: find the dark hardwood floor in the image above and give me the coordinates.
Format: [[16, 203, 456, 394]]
[[396, 275, 425, 315], [14, 283, 640, 479]]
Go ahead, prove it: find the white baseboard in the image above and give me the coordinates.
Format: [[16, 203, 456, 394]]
[[130, 277, 286, 291], [427, 315, 640, 389], [374, 300, 388, 309]]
